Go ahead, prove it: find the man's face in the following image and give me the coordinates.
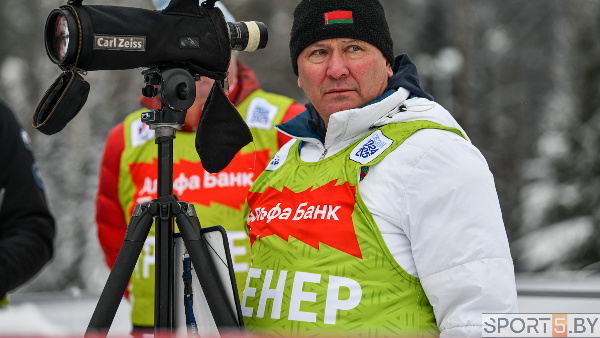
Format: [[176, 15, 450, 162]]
[[184, 52, 238, 129], [297, 38, 393, 127], [195, 53, 239, 103]]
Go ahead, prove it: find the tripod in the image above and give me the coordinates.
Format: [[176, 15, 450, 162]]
[[86, 67, 244, 336]]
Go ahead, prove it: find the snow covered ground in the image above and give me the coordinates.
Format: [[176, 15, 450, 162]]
[[0, 290, 132, 337], [0, 273, 599, 337], [515, 272, 600, 312]]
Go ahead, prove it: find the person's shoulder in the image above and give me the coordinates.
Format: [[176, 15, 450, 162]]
[[245, 89, 299, 111], [286, 101, 307, 115], [389, 97, 474, 153], [123, 108, 148, 123], [249, 90, 305, 117], [252, 89, 297, 102], [244, 90, 301, 131], [106, 121, 125, 140], [403, 125, 470, 152], [382, 117, 489, 175], [103, 108, 150, 152], [111, 108, 155, 148]]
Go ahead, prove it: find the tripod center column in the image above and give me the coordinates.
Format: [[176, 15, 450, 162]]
[[155, 125, 176, 330]]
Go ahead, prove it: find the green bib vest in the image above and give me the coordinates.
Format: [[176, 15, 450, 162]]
[[118, 89, 295, 326], [242, 121, 464, 336]]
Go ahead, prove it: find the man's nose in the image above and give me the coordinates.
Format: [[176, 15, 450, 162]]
[[326, 50, 349, 79]]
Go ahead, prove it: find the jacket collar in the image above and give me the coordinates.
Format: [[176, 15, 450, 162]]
[[277, 88, 410, 148], [323, 88, 410, 147], [387, 54, 433, 100]]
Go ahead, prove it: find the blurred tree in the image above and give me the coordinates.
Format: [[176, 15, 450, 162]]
[[516, 1, 600, 272], [448, 0, 558, 250]]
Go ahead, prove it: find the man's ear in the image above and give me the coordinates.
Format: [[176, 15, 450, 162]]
[[386, 61, 393, 78]]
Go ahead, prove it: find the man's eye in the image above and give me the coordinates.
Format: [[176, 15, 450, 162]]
[[312, 50, 326, 56], [348, 46, 361, 52]]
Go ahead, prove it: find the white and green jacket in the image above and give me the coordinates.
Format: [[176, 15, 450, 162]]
[[243, 87, 518, 337]]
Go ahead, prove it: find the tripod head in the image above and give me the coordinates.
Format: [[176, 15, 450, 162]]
[[139, 65, 252, 173], [141, 67, 198, 130]]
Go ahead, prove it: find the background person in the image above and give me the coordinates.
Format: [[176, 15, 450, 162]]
[[241, 0, 518, 336], [0, 100, 55, 307], [95, 2, 305, 332]]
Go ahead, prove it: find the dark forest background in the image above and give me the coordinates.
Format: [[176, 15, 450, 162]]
[[0, 0, 598, 293]]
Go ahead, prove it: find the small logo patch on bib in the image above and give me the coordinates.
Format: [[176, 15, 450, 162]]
[[265, 140, 295, 171], [246, 97, 279, 130], [131, 119, 155, 148], [349, 130, 393, 164]]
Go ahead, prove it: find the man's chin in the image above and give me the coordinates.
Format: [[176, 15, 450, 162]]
[[326, 101, 361, 115]]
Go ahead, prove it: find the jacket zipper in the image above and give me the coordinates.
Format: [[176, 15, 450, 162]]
[[319, 148, 328, 161]]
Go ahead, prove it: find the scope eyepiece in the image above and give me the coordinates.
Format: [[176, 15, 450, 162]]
[[227, 21, 268, 52]]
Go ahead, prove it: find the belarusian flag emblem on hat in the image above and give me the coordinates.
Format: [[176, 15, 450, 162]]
[[324, 11, 353, 25]]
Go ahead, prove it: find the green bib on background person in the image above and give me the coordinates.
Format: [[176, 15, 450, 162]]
[[243, 121, 464, 336], [118, 90, 295, 327]]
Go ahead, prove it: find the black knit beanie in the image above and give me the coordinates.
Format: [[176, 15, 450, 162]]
[[290, 0, 394, 76]]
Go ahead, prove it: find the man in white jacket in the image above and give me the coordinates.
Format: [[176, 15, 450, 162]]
[[240, 0, 518, 336]]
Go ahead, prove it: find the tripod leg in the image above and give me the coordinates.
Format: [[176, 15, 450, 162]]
[[86, 203, 155, 336], [175, 203, 242, 329]]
